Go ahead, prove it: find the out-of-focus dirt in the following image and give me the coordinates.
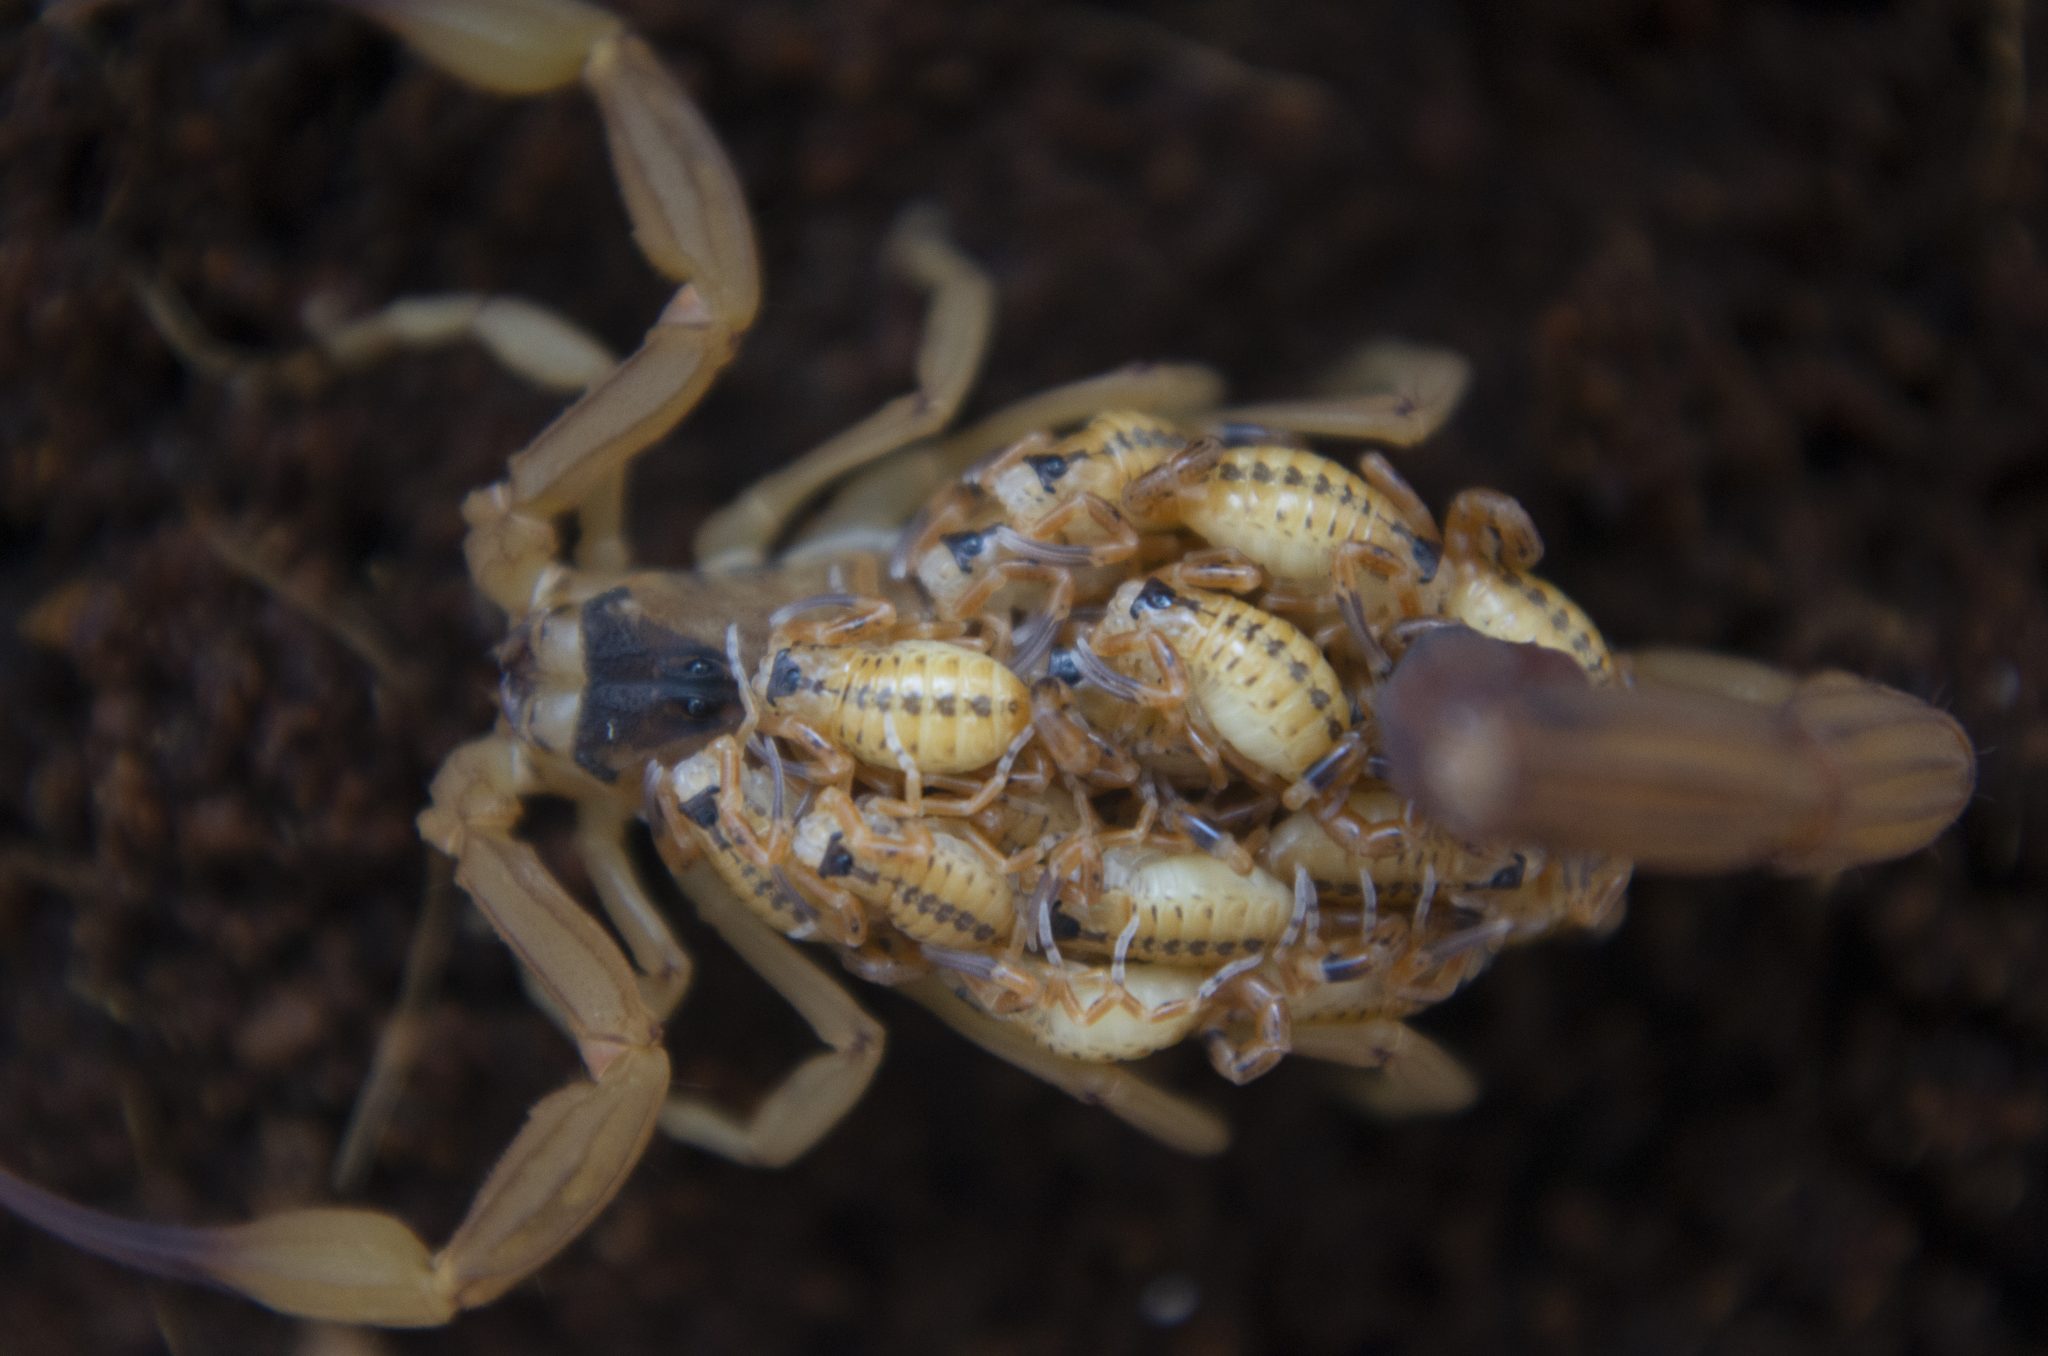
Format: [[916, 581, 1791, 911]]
[[3, 2, 2043, 1352]]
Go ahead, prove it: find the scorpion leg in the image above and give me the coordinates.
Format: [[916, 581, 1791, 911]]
[[1303, 1019, 1482, 1118], [0, 733, 673, 1325], [694, 208, 997, 571], [790, 362, 1227, 563], [1379, 626, 1977, 875], [137, 278, 616, 402], [577, 801, 695, 1018], [330, 857, 460, 1195], [1214, 338, 1471, 446], [1442, 488, 1546, 571], [344, 0, 762, 610], [658, 860, 887, 1167], [900, 979, 1231, 1156]]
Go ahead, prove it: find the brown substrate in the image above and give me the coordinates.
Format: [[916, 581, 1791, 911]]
[[3, 2, 2043, 1352]]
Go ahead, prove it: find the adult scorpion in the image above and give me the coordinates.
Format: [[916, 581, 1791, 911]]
[[0, 0, 1974, 1329]]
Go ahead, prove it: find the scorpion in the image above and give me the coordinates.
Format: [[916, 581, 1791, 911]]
[[0, 0, 1975, 1331]]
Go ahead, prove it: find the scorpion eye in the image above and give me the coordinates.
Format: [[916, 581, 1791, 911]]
[[682, 696, 715, 721], [681, 656, 719, 678], [1026, 453, 1068, 491], [942, 530, 987, 573], [1132, 577, 1179, 614]]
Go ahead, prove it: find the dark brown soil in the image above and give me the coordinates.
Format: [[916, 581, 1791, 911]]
[[4, 2, 2044, 1353]]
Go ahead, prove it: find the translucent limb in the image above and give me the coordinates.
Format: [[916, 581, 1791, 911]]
[[900, 980, 1230, 1156], [1355, 449, 1441, 541], [1379, 627, 1977, 874], [657, 860, 886, 1167]]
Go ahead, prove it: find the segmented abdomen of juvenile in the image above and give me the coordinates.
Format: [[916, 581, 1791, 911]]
[[666, 761, 817, 935], [1179, 447, 1430, 586], [825, 827, 1012, 948], [766, 639, 1030, 774], [1097, 853, 1297, 965], [1126, 585, 1351, 780], [1441, 568, 1614, 681]]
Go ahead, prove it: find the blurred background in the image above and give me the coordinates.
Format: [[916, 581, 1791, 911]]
[[3, 1, 2043, 1351]]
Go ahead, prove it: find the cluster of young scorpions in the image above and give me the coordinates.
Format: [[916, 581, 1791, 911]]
[[0, 0, 1975, 1329]]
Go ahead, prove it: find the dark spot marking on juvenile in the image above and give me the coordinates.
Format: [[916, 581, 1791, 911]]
[[1409, 535, 1441, 582], [968, 694, 994, 718], [680, 788, 721, 828], [1217, 462, 1245, 483], [1249, 462, 1273, 484], [1484, 856, 1526, 891], [943, 530, 988, 573], [1133, 578, 1180, 614], [1027, 454, 1069, 491], [767, 649, 805, 701], [818, 836, 856, 879]]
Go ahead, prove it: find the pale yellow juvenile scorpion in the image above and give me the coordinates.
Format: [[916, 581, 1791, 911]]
[[0, 0, 1975, 1329]]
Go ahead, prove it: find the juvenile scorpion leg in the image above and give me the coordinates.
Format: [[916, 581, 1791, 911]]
[[0, 734, 673, 1324]]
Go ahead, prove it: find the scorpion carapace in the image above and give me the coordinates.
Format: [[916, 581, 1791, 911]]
[[0, 0, 1975, 1330]]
